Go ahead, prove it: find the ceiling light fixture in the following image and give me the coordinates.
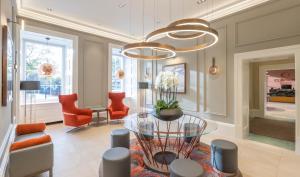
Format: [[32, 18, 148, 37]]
[[46, 8, 53, 12], [118, 3, 127, 8], [167, 18, 209, 40], [197, 0, 207, 5], [121, 42, 176, 60], [121, 0, 218, 58], [144, 0, 218, 53], [146, 24, 218, 52], [121, 0, 176, 60]]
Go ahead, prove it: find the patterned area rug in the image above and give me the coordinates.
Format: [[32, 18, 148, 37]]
[[130, 139, 224, 177]]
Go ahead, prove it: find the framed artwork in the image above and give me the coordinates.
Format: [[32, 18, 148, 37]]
[[163, 63, 186, 93], [2, 25, 14, 106]]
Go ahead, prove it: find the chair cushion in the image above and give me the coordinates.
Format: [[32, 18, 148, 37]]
[[112, 111, 127, 117], [10, 135, 52, 151], [15, 132, 46, 142], [77, 115, 92, 124], [16, 123, 46, 136]]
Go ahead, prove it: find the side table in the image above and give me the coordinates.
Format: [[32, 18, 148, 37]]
[[88, 106, 109, 124]]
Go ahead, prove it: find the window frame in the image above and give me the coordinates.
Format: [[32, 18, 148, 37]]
[[20, 38, 69, 105], [108, 43, 139, 98]]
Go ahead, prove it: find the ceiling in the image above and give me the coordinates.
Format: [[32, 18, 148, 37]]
[[17, 0, 271, 43]]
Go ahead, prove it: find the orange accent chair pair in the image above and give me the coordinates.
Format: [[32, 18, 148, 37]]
[[59, 93, 92, 128], [108, 92, 129, 120]]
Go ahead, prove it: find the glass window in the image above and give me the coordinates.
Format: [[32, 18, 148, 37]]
[[20, 31, 73, 104], [111, 47, 137, 98]]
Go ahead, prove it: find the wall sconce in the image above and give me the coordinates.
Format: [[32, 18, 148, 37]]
[[208, 57, 219, 75]]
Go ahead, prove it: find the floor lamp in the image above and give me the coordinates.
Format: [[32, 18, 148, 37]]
[[20, 81, 40, 123], [138, 82, 149, 118]]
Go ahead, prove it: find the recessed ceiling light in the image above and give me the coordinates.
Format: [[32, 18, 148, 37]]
[[46, 8, 53, 12], [196, 0, 206, 5], [118, 3, 127, 8]]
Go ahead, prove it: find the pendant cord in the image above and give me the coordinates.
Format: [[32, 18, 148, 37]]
[[169, 0, 172, 22], [129, 0, 132, 37], [142, 0, 145, 40], [153, 0, 156, 30], [182, 0, 184, 19]]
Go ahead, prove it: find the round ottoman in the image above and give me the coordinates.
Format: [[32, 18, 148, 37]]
[[101, 147, 130, 177], [184, 123, 200, 143], [169, 159, 203, 177], [111, 129, 130, 148], [211, 139, 238, 175], [138, 122, 154, 141]]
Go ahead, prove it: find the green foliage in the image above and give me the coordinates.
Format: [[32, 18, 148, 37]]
[[154, 99, 180, 114]]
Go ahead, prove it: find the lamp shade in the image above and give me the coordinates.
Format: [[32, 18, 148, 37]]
[[138, 82, 149, 89], [20, 81, 40, 91]]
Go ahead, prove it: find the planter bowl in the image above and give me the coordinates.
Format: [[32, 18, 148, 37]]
[[152, 108, 183, 121]]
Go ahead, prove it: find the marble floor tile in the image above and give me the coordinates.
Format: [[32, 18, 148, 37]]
[[32, 122, 300, 177]]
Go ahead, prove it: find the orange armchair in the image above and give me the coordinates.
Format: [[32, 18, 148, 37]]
[[108, 92, 129, 120], [58, 93, 92, 128]]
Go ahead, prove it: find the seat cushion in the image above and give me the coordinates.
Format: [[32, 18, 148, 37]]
[[111, 111, 127, 117], [15, 132, 46, 142], [77, 115, 92, 124], [170, 159, 203, 177]]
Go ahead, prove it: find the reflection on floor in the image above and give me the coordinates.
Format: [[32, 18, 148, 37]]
[[266, 102, 296, 122], [248, 133, 295, 151]]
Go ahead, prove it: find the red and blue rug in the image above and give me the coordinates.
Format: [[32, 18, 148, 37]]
[[130, 139, 225, 177]]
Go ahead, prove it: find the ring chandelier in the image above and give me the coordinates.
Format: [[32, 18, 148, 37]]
[[121, 42, 176, 60], [122, 18, 219, 60]]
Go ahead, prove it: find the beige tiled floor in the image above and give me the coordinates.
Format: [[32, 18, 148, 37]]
[[36, 122, 300, 177]]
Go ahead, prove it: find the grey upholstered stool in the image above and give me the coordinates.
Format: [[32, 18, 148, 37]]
[[101, 147, 130, 177], [169, 159, 203, 177], [211, 139, 238, 176], [111, 129, 130, 148]]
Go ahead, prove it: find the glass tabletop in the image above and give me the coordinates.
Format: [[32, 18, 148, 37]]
[[124, 113, 218, 138]]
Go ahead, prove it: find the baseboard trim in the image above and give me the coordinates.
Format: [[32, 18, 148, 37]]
[[0, 124, 15, 177], [296, 137, 300, 155], [207, 120, 236, 138], [46, 121, 63, 125]]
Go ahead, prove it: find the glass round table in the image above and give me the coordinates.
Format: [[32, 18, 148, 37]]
[[124, 112, 218, 174]]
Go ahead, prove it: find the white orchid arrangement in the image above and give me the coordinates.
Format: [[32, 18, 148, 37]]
[[154, 71, 181, 114], [155, 71, 179, 91]]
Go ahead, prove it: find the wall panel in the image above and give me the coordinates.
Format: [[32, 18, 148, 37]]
[[236, 5, 300, 47], [83, 40, 106, 107], [205, 26, 227, 116]]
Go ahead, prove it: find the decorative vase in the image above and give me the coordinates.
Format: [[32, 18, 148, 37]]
[[152, 108, 183, 121]]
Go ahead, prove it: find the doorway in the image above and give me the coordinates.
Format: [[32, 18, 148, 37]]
[[234, 45, 300, 154], [248, 60, 295, 150]]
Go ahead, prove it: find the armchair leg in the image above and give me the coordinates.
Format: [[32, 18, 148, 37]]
[[49, 168, 53, 177], [66, 127, 81, 133]]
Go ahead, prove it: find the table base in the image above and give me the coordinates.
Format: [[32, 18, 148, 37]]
[[143, 148, 186, 174]]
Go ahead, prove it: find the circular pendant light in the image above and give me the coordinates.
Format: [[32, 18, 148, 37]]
[[121, 42, 176, 60], [167, 18, 209, 40], [145, 24, 218, 52]]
